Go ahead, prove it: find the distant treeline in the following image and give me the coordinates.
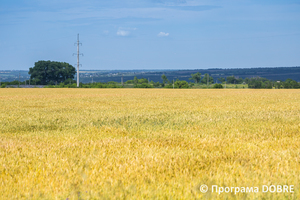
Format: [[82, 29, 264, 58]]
[[1, 74, 300, 89], [2, 66, 300, 83], [78, 66, 300, 83], [126, 74, 300, 89], [247, 78, 299, 89]]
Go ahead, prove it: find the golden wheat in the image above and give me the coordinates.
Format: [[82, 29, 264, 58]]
[[0, 89, 299, 199]]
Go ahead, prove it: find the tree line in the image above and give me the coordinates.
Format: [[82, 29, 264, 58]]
[[1, 61, 299, 89], [128, 73, 300, 89]]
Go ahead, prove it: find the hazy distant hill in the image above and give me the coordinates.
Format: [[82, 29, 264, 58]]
[[79, 67, 300, 83], [1, 67, 300, 83]]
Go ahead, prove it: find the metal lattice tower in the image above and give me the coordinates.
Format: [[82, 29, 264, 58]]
[[74, 34, 83, 87]]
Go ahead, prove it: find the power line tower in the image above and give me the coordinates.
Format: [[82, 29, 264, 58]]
[[73, 34, 83, 87]]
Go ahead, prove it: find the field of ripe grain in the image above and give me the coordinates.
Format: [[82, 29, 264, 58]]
[[0, 89, 299, 199]]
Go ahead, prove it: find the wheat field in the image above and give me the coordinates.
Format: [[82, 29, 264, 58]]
[[0, 89, 299, 199]]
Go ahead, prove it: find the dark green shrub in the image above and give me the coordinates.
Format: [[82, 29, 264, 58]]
[[213, 83, 223, 89]]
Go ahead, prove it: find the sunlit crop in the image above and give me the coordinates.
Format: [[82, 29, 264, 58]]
[[0, 89, 299, 199]]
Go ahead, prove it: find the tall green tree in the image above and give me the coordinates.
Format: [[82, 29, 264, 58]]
[[189, 72, 201, 83], [133, 76, 138, 85], [201, 73, 214, 84], [226, 76, 236, 84], [217, 77, 225, 83], [161, 74, 168, 87], [29, 61, 75, 85], [138, 78, 148, 84]]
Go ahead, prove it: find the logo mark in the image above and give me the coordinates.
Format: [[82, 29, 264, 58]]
[[200, 185, 208, 193]]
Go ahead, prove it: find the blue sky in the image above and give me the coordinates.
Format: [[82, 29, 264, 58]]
[[0, 0, 299, 70]]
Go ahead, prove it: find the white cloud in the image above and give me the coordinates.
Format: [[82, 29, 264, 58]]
[[117, 30, 130, 36], [116, 27, 137, 36], [157, 32, 169, 37]]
